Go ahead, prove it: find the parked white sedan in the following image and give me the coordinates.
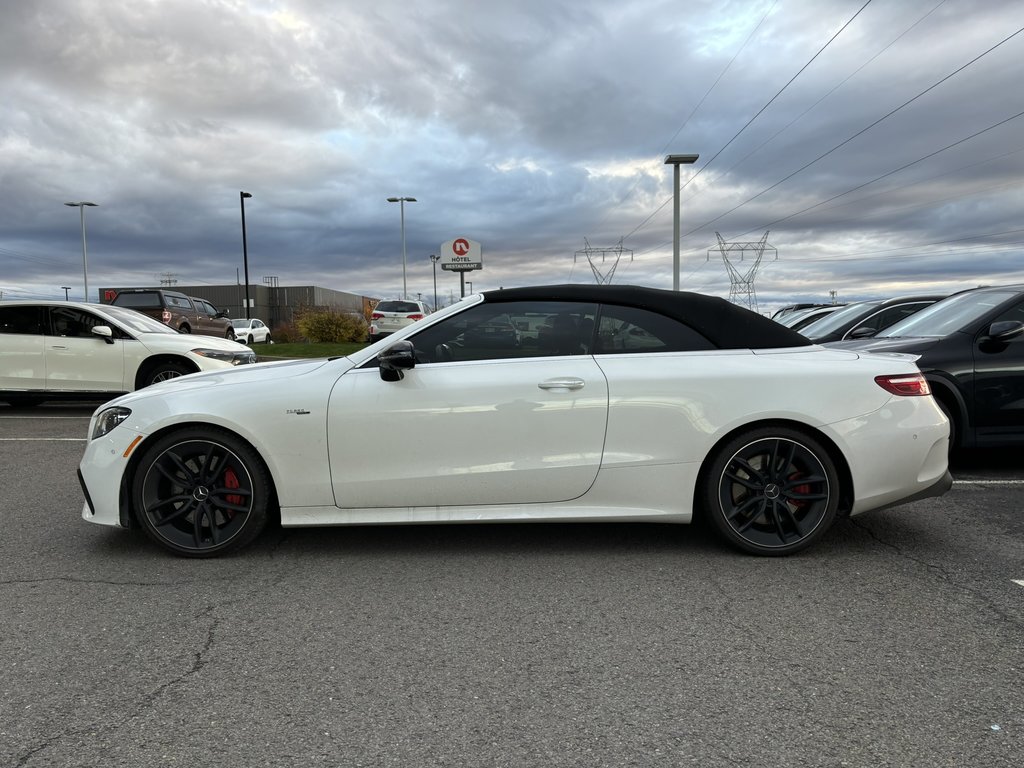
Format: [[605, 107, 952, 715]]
[[0, 300, 257, 406], [79, 285, 951, 558]]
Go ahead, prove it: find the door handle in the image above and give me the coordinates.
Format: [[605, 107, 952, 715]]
[[538, 378, 585, 391]]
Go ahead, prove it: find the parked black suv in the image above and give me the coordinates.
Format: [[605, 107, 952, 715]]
[[109, 289, 235, 338]]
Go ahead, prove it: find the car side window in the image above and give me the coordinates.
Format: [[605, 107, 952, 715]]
[[990, 300, 1024, 339], [594, 304, 715, 353], [0, 306, 43, 335], [860, 303, 929, 334], [47, 307, 127, 339], [403, 301, 599, 364], [167, 295, 193, 310]]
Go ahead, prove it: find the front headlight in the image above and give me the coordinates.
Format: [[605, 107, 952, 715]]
[[92, 406, 132, 439], [192, 348, 257, 365]]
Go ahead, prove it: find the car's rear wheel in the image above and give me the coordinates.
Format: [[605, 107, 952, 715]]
[[178, 324, 191, 334], [131, 427, 270, 557], [226, 328, 236, 340], [704, 426, 839, 556], [144, 361, 191, 387], [264, 334, 272, 344]]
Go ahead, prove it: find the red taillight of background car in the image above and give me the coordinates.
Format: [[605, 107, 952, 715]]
[[371, 312, 385, 320], [874, 373, 931, 396], [161, 309, 171, 323], [406, 314, 424, 321]]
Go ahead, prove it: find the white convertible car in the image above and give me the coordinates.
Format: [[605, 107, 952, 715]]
[[79, 285, 952, 557]]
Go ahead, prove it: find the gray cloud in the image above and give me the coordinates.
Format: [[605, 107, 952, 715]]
[[1, 0, 1022, 312]]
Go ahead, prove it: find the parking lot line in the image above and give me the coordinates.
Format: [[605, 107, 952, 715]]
[[1013, 580, 1024, 588], [0, 437, 87, 442]]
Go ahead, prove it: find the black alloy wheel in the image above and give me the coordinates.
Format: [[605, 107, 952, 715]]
[[131, 427, 270, 557], [705, 427, 840, 556]]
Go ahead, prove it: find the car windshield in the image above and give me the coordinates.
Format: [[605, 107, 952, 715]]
[[801, 301, 878, 338], [874, 290, 1020, 338], [231, 319, 250, 329], [376, 301, 421, 313], [101, 305, 180, 334]]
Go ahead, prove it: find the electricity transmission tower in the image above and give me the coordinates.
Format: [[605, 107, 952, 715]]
[[574, 238, 633, 284], [709, 231, 776, 312]]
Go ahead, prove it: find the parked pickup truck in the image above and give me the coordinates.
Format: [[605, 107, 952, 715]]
[[109, 289, 235, 338]]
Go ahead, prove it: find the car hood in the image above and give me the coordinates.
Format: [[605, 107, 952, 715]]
[[824, 336, 940, 355], [134, 331, 249, 352], [107, 356, 348, 406]]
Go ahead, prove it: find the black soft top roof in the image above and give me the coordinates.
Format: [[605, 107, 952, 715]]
[[482, 284, 810, 350]]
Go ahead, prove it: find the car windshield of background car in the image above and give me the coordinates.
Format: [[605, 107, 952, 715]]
[[801, 301, 877, 338], [103, 305, 180, 335], [874, 290, 1020, 338], [231, 319, 251, 329]]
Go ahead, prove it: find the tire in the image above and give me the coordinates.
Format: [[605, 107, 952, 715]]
[[178, 324, 191, 334], [3, 395, 42, 408], [144, 361, 191, 387], [703, 426, 840, 556], [131, 426, 270, 557], [264, 334, 272, 344], [226, 328, 236, 340], [246, 335, 254, 345]]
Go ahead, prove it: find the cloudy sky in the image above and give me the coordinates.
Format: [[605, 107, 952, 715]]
[[2, 0, 1023, 313]]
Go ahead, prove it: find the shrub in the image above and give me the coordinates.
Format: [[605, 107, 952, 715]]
[[295, 309, 368, 343], [270, 320, 304, 343]]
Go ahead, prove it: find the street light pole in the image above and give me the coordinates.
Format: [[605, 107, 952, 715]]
[[663, 154, 699, 291], [429, 254, 440, 311], [64, 201, 98, 302], [240, 191, 252, 320], [386, 197, 417, 299], [61, 286, 71, 301]]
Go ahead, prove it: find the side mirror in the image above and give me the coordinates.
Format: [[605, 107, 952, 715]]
[[986, 320, 1024, 343], [847, 325, 876, 339], [378, 340, 416, 382], [91, 325, 115, 345], [215, 311, 229, 318]]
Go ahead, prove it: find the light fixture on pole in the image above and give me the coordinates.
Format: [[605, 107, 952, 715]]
[[429, 254, 440, 311], [663, 154, 699, 291], [64, 201, 98, 302], [61, 286, 71, 301], [386, 197, 417, 299], [240, 191, 252, 320]]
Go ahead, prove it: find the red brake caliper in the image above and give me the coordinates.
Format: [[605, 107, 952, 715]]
[[224, 468, 242, 516]]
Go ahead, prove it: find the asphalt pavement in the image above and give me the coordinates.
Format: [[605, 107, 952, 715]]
[[1, 404, 1021, 767]]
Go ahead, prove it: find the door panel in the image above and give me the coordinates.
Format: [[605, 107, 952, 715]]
[[327, 358, 609, 508], [973, 299, 1024, 432]]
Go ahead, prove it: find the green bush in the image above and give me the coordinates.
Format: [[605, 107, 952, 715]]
[[295, 309, 368, 343], [270, 320, 304, 343]]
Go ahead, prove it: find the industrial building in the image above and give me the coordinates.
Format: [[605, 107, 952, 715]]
[[99, 283, 377, 329]]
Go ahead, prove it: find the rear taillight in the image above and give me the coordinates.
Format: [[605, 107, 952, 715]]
[[407, 313, 424, 321], [875, 374, 931, 396], [161, 309, 171, 323], [371, 312, 384, 320]]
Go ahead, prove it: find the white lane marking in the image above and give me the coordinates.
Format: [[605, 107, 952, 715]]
[[1013, 580, 1024, 588], [953, 480, 1024, 487], [0, 437, 87, 442]]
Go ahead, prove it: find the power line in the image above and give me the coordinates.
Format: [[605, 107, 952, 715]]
[[686, 23, 1024, 239]]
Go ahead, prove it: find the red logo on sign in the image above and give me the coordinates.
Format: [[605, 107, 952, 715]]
[[453, 238, 470, 256]]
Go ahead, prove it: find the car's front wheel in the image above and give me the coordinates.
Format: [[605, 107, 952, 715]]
[[131, 427, 270, 557], [144, 361, 191, 387], [703, 426, 840, 556]]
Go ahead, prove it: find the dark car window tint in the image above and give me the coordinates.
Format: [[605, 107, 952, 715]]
[[48, 307, 126, 338], [404, 301, 598, 363], [376, 301, 422, 313], [0, 306, 43, 335], [990, 299, 1024, 333], [594, 304, 715, 353], [113, 293, 160, 307]]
